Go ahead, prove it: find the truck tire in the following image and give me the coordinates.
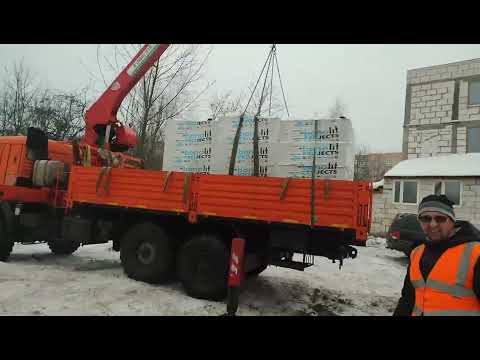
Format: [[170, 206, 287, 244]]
[[48, 238, 80, 255], [120, 222, 175, 284], [177, 234, 229, 301], [0, 219, 14, 262]]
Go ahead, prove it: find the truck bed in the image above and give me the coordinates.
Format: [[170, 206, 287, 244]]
[[65, 166, 372, 242]]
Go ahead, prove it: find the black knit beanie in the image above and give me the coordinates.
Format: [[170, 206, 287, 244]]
[[418, 194, 455, 221]]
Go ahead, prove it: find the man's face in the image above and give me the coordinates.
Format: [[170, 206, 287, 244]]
[[418, 211, 455, 243]]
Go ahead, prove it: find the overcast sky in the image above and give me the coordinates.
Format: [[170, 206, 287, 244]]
[[1, 44, 480, 152]]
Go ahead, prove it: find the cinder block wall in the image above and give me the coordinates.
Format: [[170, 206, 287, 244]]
[[404, 59, 480, 159]]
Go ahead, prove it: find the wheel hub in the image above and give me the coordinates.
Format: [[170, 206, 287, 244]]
[[137, 242, 156, 265]]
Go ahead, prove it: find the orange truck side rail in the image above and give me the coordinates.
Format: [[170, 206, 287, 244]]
[[190, 173, 372, 242], [0, 184, 51, 203], [66, 166, 372, 242], [65, 166, 189, 215]]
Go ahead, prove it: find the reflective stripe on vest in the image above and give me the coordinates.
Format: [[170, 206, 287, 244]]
[[457, 242, 476, 285], [410, 241, 480, 316], [411, 279, 477, 298]]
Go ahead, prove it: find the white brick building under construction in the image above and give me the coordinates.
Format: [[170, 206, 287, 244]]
[[371, 58, 480, 236], [404, 58, 480, 157]]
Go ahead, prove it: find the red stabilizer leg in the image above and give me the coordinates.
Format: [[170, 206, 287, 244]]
[[226, 237, 246, 316]]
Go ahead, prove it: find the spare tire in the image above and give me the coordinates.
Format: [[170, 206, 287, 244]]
[[177, 233, 229, 301], [120, 222, 175, 284], [33, 160, 68, 187]]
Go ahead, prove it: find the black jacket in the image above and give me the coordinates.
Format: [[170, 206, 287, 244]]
[[393, 221, 480, 316]]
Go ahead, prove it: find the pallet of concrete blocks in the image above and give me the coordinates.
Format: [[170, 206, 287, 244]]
[[272, 162, 354, 180], [162, 116, 355, 180], [210, 142, 275, 177], [278, 118, 353, 143], [162, 119, 213, 174], [213, 114, 281, 145], [271, 118, 355, 180], [210, 114, 280, 176]]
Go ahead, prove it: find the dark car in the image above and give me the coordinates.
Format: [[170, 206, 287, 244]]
[[386, 213, 427, 256]]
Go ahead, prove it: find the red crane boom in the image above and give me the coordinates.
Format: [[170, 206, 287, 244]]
[[83, 44, 170, 152]]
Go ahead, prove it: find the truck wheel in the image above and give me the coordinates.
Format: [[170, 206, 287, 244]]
[[177, 234, 229, 301], [0, 219, 14, 262], [120, 222, 175, 284], [48, 238, 80, 255]]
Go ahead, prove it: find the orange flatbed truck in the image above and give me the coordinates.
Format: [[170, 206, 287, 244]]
[[0, 44, 372, 314], [61, 165, 372, 308], [0, 134, 372, 310]]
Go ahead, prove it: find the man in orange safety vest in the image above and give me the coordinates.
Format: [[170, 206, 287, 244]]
[[393, 194, 480, 316]]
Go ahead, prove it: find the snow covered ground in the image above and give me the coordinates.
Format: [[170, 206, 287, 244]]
[[0, 237, 408, 316]]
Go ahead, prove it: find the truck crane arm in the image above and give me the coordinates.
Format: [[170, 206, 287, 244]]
[[83, 44, 170, 152]]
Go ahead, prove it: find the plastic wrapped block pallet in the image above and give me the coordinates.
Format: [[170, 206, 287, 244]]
[[163, 120, 213, 174], [272, 117, 354, 179], [163, 115, 354, 180], [278, 118, 353, 142], [272, 163, 354, 179], [210, 141, 273, 175], [214, 114, 280, 145]]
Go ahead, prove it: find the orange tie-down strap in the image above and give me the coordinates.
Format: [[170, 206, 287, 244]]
[[279, 177, 291, 200], [72, 141, 82, 165], [163, 171, 173, 192], [79, 144, 92, 167], [96, 166, 113, 195], [183, 173, 192, 207], [95, 148, 123, 196]]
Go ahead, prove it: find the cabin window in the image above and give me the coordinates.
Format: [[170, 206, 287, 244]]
[[433, 180, 462, 206], [393, 180, 418, 204]]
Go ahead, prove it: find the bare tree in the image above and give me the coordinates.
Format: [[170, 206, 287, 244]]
[[368, 154, 389, 182], [244, 80, 285, 118], [208, 90, 244, 120], [354, 144, 370, 180], [0, 60, 38, 135], [95, 44, 214, 164], [0, 88, 10, 135], [0, 60, 92, 141], [208, 80, 286, 121], [354, 145, 390, 182], [30, 88, 89, 141], [328, 96, 348, 118]]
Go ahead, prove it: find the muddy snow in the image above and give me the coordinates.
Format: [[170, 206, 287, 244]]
[[0, 237, 407, 316]]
